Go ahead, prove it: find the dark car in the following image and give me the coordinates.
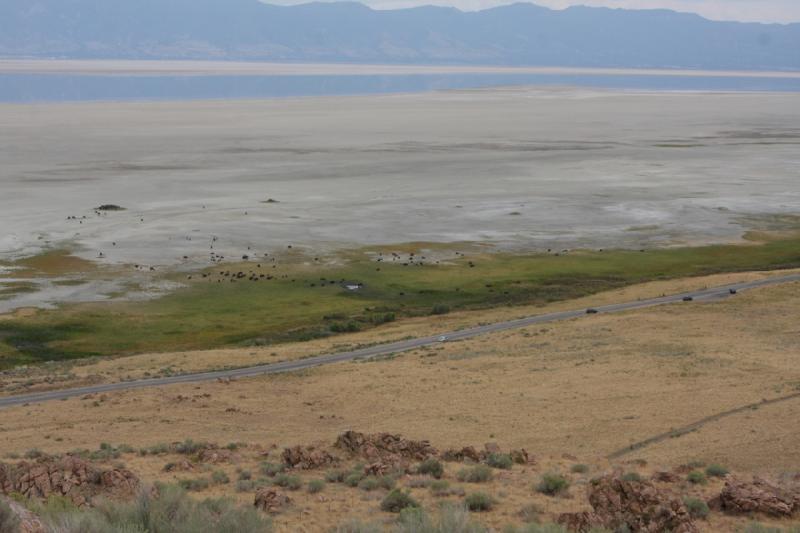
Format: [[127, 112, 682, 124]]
[[683, 296, 694, 302], [586, 308, 598, 314], [729, 289, 737, 295]]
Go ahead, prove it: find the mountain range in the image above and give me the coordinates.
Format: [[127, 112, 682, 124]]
[[1, 0, 799, 70]]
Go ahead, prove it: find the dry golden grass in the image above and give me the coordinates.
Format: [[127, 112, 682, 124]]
[[1, 270, 799, 531]]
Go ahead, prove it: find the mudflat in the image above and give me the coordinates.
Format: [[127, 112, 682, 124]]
[[2, 87, 799, 268]]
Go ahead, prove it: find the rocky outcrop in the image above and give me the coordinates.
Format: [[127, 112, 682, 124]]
[[0, 456, 139, 507], [0, 496, 45, 533], [710, 477, 799, 517], [281, 445, 338, 470], [334, 431, 437, 462], [196, 447, 239, 464], [558, 475, 697, 533], [510, 448, 532, 465], [163, 460, 196, 473], [441, 446, 482, 463], [652, 471, 681, 483], [253, 488, 291, 514]]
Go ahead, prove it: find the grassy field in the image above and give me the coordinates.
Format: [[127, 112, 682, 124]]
[[2, 235, 800, 368]]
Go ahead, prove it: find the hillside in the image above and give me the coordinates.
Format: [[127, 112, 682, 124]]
[[1, 0, 799, 70]]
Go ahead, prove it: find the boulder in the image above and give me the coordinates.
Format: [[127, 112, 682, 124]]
[[557, 511, 604, 532], [441, 446, 482, 463], [484, 442, 501, 454], [0, 496, 45, 533], [0, 456, 139, 507], [253, 488, 291, 514], [652, 471, 682, 483], [710, 477, 799, 517], [558, 475, 697, 533], [196, 447, 238, 464], [281, 445, 338, 470], [510, 448, 533, 465], [334, 431, 437, 462]]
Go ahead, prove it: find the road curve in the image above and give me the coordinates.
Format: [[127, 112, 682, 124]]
[[1, 273, 798, 409]]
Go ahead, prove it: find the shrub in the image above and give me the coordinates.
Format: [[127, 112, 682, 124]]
[[464, 492, 494, 512], [683, 497, 710, 519], [359, 476, 381, 491], [570, 464, 589, 474], [396, 505, 488, 533], [330, 321, 360, 333], [456, 465, 493, 483], [260, 462, 287, 477], [178, 477, 210, 492], [273, 474, 302, 490], [326, 469, 348, 483], [741, 524, 784, 533], [24, 448, 44, 459], [518, 503, 544, 523], [238, 469, 253, 481], [236, 479, 256, 493], [380, 490, 419, 513], [417, 458, 444, 479], [431, 305, 450, 315], [536, 473, 569, 496], [504, 525, 569, 533], [41, 483, 272, 533], [0, 499, 20, 533], [430, 480, 451, 496], [308, 479, 326, 494], [138, 443, 169, 456], [406, 476, 433, 489], [333, 520, 382, 533], [705, 464, 729, 478], [486, 453, 513, 470], [379, 475, 397, 490], [345, 472, 365, 487], [174, 439, 207, 455], [371, 313, 396, 325], [211, 470, 230, 485], [621, 472, 642, 482], [687, 470, 707, 485]]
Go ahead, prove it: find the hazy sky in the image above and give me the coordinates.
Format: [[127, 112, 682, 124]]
[[269, 0, 800, 23]]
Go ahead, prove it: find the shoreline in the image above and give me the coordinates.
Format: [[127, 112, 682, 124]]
[[2, 59, 800, 78]]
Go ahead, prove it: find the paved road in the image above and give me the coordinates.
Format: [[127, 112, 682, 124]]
[[1, 273, 798, 409]]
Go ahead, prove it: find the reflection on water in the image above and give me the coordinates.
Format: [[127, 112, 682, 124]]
[[2, 73, 800, 102]]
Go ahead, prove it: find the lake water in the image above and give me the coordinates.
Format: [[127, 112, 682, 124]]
[[2, 72, 800, 103]]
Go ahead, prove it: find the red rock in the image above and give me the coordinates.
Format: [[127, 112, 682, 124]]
[[558, 475, 697, 533], [510, 449, 533, 465], [334, 431, 437, 462], [0, 496, 45, 533], [281, 445, 338, 470], [441, 446, 481, 463], [652, 471, 682, 483], [0, 456, 139, 507], [711, 477, 799, 517], [484, 442, 501, 454], [196, 447, 238, 464], [253, 488, 291, 514]]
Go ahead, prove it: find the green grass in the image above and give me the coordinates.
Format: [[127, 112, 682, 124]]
[[3, 235, 800, 368]]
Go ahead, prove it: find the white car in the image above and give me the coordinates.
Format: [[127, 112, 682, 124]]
[[438, 335, 448, 342]]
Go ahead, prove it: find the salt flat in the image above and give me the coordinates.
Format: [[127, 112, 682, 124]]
[[1, 86, 799, 268]]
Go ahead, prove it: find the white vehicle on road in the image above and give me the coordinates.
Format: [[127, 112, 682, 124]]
[[438, 335, 448, 342]]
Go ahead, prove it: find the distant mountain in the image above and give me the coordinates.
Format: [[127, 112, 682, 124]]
[[1, 0, 798, 70]]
